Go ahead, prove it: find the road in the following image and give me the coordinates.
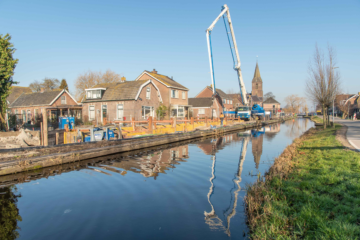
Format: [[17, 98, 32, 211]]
[[334, 117, 360, 151]]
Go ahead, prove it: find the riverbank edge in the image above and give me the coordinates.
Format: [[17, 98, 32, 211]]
[[0, 117, 294, 176], [245, 116, 360, 238]]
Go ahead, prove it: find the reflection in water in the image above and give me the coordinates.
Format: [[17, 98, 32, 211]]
[[0, 119, 314, 240], [251, 128, 265, 169], [285, 118, 310, 138], [0, 186, 22, 240], [203, 132, 250, 236]]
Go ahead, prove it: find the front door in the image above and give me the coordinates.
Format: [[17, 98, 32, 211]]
[[102, 105, 107, 124]]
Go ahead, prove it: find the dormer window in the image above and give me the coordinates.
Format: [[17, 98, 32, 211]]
[[85, 88, 106, 99]]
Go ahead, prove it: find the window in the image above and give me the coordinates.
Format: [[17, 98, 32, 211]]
[[117, 104, 123, 119], [146, 87, 151, 99], [230, 100, 232, 104], [198, 109, 205, 114], [34, 109, 38, 120], [89, 106, 95, 120], [86, 90, 102, 99], [171, 90, 178, 98], [142, 106, 153, 119], [223, 99, 226, 104], [182, 91, 186, 99], [61, 96, 66, 104], [227, 100, 229, 104], [170, 106, 185, 117], [178, 107, 184, 117]]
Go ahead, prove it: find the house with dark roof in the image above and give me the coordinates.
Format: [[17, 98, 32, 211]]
[[188, 97, 222, 119], [81, 79, 163, 124], [6, 86, 32, 106], [8, 89, 81, 125], [135, 69, 190, 119], [262, 97, 281, 115], [194, 86, 234, 116]]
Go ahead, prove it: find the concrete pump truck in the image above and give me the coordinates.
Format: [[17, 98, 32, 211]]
[[206, 4, 267, 121]]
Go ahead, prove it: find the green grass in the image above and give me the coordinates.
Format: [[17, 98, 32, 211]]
[[246, 125, 360, 239]]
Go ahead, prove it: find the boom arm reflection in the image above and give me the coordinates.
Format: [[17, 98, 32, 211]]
[[204, 134, 250, 236]]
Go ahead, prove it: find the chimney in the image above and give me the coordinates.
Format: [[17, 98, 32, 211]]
[[152, 69, 157, 74], [40, 88, 45, 93]]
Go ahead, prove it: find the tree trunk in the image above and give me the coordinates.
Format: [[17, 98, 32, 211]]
[[323, 104, 326, 129]]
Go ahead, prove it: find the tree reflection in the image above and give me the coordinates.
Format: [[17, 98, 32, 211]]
[[0, 186, 22, 239]]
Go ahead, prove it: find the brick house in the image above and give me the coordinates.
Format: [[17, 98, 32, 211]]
[[6, 86, 32, 106], [194, 86, 234, 115], [135, 69, 190, 118], [82, 79, 162, 124], [8, 89, 81, 125], [334, 93, 360, 117], [188, 97, 222, 119], [262, 97, 281, 116]]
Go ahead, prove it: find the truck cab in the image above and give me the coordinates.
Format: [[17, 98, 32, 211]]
[[235, 106, 251, 121]]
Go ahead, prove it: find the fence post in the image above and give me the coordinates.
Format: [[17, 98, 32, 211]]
[[118, 123, 123, 139], [173, 117, 177, 129], [90, 127, 95, 141], [148, 116, 153, 133], [191, 117, 194, 129], [205, 116, 208, 127], [40, 122, 43, 146], [153, 117, 157, 131], [132, 117, 135, 131], [42, 108, 48, 146], [55, 132, 59, 145]]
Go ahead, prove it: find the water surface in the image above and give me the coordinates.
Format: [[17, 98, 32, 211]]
[[0, 118, 313, 239]]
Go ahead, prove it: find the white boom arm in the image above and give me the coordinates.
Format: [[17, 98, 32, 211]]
[[206, 4, 248, 105]]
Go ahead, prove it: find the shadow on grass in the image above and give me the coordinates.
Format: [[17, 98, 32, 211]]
[[300, 146, 345, 150]]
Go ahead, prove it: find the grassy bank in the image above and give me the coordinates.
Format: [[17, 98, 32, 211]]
[[246, 121, 360, 239]]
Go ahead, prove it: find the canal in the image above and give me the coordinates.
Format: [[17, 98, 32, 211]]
[[0, 118, 313, 239]]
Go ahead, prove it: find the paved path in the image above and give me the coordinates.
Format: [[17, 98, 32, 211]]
[[334, 117, 360, 151]]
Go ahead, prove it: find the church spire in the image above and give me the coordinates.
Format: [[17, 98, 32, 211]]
[[252, 62, 262, 83]]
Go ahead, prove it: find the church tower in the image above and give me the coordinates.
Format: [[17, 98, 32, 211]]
[[251, 62, 263, 99]]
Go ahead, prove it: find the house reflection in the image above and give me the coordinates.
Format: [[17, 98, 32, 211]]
[[264, 123, 281, 141], [199, 131, 250, 236], [108, 145, 189, 179]]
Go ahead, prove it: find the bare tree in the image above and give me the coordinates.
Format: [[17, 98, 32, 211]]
[[306, 44, 341, 129], [264, 92, 275, 101], [75, 69, 122, 101], [29, 78, 60, 92], [284, 94, 305, 114], [335, 95, 350, 119], [29, 80, 42, 92]]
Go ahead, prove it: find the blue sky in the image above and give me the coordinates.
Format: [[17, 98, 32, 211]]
[[1, 0, 359, 108]]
